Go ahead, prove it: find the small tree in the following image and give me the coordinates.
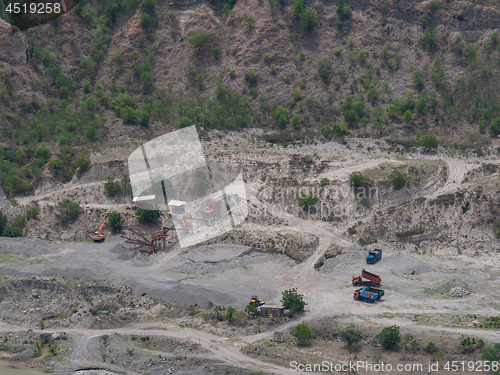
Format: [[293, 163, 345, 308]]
[[104, 176, 122, 197], [108, 211, 124, 232], [300, 8, 318, 32], [56, 199, 81, 223], [377, 325, 401, 349], [481, 343, 500, 362], [135, 203, 163, 223], [337, 0, 352, 22], [489, 117, 500, 136], [188, 30, 213, 50], [244, 14, 255, 29], [244, 70, 258, 86], [294, 323, 312, 346], [3, 226, 23, 237], [141, 0, 156, 15], [13, 214, 26, 228], [340, 327, 362, 349], [76, 154, 91, 174], [139, 111, 150, 127], [402, 110, 413, 123], [412, 70, 425, 91], [291, 114, 301, 128], [27, 206, 40, 221], [349, 171, 371, 188], [281, 288, 307, 312], [278, 115, 288, 129], [321, 125, 333, 138], [245, 304, 258, 316], [389, 169, 408, 189], [226, 306, 236, 322], [141, 13, 152, 28], [0, 211, 7, 236], [297, 193, 319, 211], [421, 134, 438, 149]]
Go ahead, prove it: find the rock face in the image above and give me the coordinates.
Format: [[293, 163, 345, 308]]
[[79, 164, 111, 184], [0, 19, 26, 66], [0, 186, 6, 208], [35, 178, 57, 194]]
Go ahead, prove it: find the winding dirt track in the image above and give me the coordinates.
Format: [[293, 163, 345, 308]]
[[4, 157, 500, 374]]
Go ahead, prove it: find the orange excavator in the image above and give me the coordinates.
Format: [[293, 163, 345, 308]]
[[93, 221, 107, 242]]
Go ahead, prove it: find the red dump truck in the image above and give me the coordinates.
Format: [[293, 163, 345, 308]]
[[352, 269, 381, 287]]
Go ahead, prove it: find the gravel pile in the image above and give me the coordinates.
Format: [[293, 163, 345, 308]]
[[446, 280, 472, 297], [434, 279, 472, 297], [319, 245, 366, 274]]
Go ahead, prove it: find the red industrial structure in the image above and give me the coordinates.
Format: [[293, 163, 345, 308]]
[[121, 226, 177, 254]]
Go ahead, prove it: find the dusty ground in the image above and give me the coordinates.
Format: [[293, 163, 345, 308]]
[[0, 132, 500, 374]]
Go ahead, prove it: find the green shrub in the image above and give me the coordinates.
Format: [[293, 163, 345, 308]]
[[140, 13, 152, 28], [27, 206, 40, 221], [489, 117, 500, 136], [389, 169, 408, 189], [292, 0, 304, 17], [377, 325, 400, 349], [34, 147, 50, 163], [412, 70, 425, 91], [188, 30, 213, 50], [212, 46, 221, 58], [0, 211, 6, 236], [76, 155, 91, 174], [292, 89, 303, 101], [291, 114, 301, 127], [481, 343, 500, 362], [108, 211, 124, 232], [340, 327, 362, 347], [294, 323, 312, 346], [281, 288, 307, 312], [13, 214, 26, 228], [3, 225, 23, 237], [133, 108, 149, 126], [349, 171, 371, 187], [104, 176, 122, 197], [422, 24, 438, 49], [135, 203, 163, 223], [465, 43, 477, 63], [121, 106, 138, 123], [402, 110, 413, 123], [300, 8, 317, 32], [337, 0, 352, 22], [332, 123, 347, 135], [344, 109, 358, 124], [420, 14, 429, 28], [271, 105, 289, 125], [244, 70, 258, 85], [297, 193, 319, 211], [56, 199, 81, 223], [421, 134, 438, 149], [225, 306, 235, 322], [141, 0, 156, 15]]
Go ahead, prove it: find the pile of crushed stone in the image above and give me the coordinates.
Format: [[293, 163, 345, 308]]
[[436, 279, 472, 298]]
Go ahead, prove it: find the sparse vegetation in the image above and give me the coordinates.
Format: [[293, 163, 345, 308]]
[[281, 288, 306, 312], [377, 325, 401, 349], [294, 323, 312, 346]]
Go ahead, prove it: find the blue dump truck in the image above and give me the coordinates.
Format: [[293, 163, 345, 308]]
[[366, 249, 382, 264], [354, 287, 384, 303]]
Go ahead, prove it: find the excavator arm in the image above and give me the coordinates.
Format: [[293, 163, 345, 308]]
[[93, 221, 107, 242]]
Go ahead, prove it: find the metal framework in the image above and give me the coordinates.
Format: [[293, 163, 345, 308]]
[[121, 226, 178, 254]]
